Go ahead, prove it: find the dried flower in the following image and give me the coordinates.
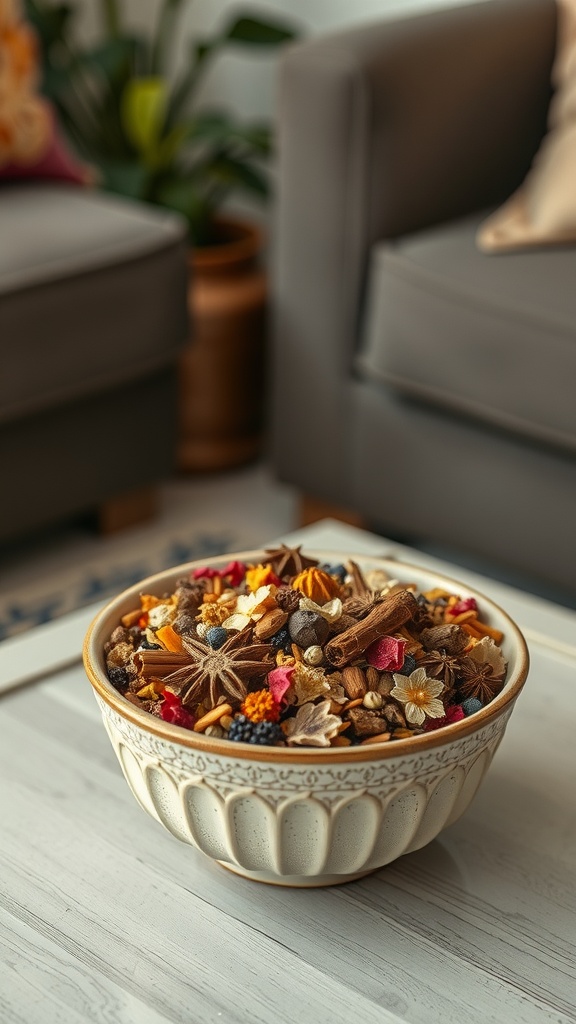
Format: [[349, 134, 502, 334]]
[[222, 585, 277, 631], [245, 564, 281, 591], [283, 701, 341, 747], [286, 663, 330, 705], [292, 567, 341, 604], [241, 689, 280, 723], [198, 602, 231, 628], [391, 668, 445, 726], [219, 561, 246, 586], [299, 596, 343, 623]]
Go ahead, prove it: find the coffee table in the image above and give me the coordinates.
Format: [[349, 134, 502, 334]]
[[1, 520, 575, 1024]]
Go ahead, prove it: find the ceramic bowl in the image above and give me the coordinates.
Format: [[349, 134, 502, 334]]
[[83, 550, 529, 887]]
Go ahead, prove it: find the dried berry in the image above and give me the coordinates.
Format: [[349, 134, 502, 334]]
[[206, 626, 228, 649], [228, 715, 283, 745], [288, 610, 329, 648], [461, 697, 483, 716], [108, 666, 130, 691], [269, 627, 293, 653]]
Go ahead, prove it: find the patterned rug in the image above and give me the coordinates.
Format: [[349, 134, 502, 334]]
[[0, 466, 297, 640]]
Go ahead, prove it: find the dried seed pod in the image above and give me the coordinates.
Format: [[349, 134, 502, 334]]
[[204, 724, 225, 738], [292, 567, 341, 603], [420, 624, 469, 654], [363, 690, 384, 710], [254, 607, 289, 640], [304, 645, 324, 666], [383, 702, 407, 727], [275, 587, 301, 614], [346, 706, 388, 737], [341, 666, 368, 700], [377, 672, 395, 696], [365, 666, 381, 690], [360, 732, 392, 745], [329, 613, 359, 635]]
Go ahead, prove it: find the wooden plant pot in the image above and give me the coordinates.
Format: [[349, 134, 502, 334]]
[[178, 217, 267, 472]]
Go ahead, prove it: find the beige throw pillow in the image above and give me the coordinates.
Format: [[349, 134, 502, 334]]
[[477, 0, 576, 252]]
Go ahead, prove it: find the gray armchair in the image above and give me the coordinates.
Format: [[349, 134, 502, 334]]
[[270, 0, 576, 596], [0, 184, 188, 540]]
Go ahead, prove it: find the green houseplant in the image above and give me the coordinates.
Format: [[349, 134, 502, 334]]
[[26, 0, 298, 471], [25, 0, 297, 245]]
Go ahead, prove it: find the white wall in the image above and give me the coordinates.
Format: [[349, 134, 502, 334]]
[[76, 0, 477, 121], [73, 0, 480, 223]]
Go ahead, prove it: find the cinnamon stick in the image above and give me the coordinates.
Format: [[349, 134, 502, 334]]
[[325, 590, 419, 667], [346, 560, 372, 598], [134, 650, 190, 679]]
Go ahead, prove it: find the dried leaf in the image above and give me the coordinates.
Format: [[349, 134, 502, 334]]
[[467, 636, 507, 676]]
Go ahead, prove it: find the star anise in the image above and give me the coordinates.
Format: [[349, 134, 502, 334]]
[[457, 658, 505, 704], [417, 650, 461, 689], [163, 627, 274, 709], [264, 544, 318, 579]]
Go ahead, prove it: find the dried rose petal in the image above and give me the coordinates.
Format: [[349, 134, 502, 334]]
[[268, 665, 295, 706], [160, 690, 196, 729], [366, 635, 407, 672], [448, 597, 478, 617], [219, 561, 246, 586], [192, 566, 220, 580], [424, 704, 465, 731]]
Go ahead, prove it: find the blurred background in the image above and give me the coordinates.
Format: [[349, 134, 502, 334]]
[[2, 0, 575, 640]]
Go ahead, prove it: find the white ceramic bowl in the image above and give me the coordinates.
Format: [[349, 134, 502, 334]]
[[83, 550, 529, 886]]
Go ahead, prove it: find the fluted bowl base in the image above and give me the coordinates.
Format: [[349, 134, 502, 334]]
[[219, 861, 375, 887]]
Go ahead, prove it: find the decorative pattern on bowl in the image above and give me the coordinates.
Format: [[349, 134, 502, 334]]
[[84, 550, 529, 886]]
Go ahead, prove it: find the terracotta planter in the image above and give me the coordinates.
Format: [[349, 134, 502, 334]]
[[178, 217, 267, 472]]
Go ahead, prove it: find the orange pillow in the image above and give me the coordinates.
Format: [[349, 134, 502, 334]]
[[477, 0, 576, 252], [0, 0, 90, 183]]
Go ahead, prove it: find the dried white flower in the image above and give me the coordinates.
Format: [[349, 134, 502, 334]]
[[391, 667, 445, 726]]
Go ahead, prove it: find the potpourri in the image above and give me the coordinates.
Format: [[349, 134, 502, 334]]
[[104, 546, 507, 747]]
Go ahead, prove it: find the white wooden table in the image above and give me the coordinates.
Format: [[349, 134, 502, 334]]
[[1, 520, 576, 1024]]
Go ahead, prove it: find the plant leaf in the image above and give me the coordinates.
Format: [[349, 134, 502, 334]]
[[224, 16, 298, 46], [24, 1, 72, 48], [208, 156, 269, 197], [98, 158, 152, 199], [151, 0, 185, 75], [121, 77, 168, 158]]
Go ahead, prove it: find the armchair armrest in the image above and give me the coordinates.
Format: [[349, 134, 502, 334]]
[[270, 0, 556, 502]]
